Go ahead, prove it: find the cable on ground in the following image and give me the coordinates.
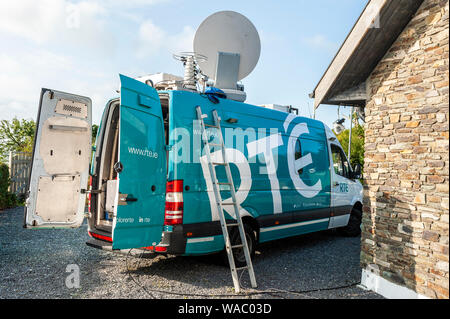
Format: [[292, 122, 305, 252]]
[[124, 249, 361, 299]]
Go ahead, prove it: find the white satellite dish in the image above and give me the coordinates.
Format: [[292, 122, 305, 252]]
[[193, 11, 261, 89]]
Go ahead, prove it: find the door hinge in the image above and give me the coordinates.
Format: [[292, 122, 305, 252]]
[[81, 189, 102, 194]]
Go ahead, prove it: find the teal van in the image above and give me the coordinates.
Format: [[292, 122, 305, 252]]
[[24, 74, 363, 265]]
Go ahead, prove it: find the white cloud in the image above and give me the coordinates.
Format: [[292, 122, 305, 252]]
[[0, 50, 73, 106], [0, 0, 187, 124], [171, 26, 196, 54], [0, 48, 115, 123], [0, 1, 107, 45], [0, 0, 62, 43], [136, 20, 194, 58], [101, 0, 170, 7]]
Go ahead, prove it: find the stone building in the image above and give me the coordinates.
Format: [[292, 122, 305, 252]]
[[311, 0, 448, 298]]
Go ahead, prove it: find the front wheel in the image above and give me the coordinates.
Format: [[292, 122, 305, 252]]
[[338, 206, 362, 237], [222, 223, 256, 268]]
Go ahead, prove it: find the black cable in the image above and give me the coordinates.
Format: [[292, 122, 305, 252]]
[[126, 249, 156, 299], [124, 250, 361, 299]]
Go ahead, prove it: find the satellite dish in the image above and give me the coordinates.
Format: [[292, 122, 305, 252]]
[[193, 11, 261, 83]]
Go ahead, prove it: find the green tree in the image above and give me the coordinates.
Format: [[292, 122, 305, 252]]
[[92, 124, 99, 144], [335, 123, 365, 168], [0, 163, 17, 209], [0, 118, 36, 163]]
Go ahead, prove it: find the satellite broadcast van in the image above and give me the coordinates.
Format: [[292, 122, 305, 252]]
[[24, 11, 363, 291]]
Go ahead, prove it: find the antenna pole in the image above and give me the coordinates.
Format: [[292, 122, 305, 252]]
[[348, 106, 354, 162]]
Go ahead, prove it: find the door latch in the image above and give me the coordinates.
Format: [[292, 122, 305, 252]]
[[118, 193, 138, 205]]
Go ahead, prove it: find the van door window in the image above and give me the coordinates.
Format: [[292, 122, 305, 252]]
[[331, 144, 350, 179], [294, 137, 329, 185], [294, 139, 302, 174]]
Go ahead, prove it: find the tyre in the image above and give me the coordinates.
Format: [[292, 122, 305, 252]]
[[222, 223, 256, 268], [338, 206, 362, 237]]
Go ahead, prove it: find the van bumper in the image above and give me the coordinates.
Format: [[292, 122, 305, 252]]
[[159, 225, 187, 255], [86, 238, 113, 251], [159, 221, 225, 255]]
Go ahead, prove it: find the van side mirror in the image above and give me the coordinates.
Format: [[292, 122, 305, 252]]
[[353, 163, 362, 179]]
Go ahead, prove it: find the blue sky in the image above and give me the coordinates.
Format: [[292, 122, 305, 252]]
[[0, 0, 367, 128]]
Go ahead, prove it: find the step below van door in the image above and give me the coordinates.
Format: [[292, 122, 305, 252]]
[[112, 74, 167, 250], [24, 89, 92, 228]]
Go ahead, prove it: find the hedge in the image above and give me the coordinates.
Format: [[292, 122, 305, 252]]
[[0, 163, 17, 210]]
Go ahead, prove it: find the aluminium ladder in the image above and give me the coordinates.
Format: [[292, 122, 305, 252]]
[[196, 106, 257, 293]]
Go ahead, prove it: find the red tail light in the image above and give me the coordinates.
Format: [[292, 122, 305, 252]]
[[164, 180, 183, 225], [89, 231, 112, 242], [155, 246, 168, 252]]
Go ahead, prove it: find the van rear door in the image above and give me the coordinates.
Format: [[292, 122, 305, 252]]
[[112, 75, 166, 250], [24, 89, 92, 228]]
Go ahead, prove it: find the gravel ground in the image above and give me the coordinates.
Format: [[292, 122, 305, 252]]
[[0, 207, 383, 299]]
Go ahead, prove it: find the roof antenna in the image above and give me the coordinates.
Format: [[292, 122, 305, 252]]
[[173, 52, 208, 92]]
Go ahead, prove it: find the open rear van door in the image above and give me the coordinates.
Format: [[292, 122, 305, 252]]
[[24, 89, 92, 228], [111, 75, 167, 250]]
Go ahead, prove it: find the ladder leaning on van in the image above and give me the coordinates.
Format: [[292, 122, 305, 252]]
[[196, 106, 257, 293]]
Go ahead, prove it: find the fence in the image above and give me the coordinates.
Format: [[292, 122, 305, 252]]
[[8, 152, 32, 196]]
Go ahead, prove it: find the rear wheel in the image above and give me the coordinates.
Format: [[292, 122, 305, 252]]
[[222, 223, 256, 268], [338, 205, 362, 237]]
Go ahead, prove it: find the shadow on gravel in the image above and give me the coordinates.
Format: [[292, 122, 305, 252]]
[[2, 206, 381, 299], [124, 229, 361, 292]]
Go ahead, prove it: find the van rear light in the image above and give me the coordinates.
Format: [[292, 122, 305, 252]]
[[155, 246, 168, 252], [164, 180, 183, 225], [89, 231, 112, 242], [166, 180, 183, 193]]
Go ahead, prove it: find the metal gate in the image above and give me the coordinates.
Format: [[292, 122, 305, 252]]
[[8, 152, 32, 196]]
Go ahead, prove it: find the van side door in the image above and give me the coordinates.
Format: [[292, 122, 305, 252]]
[[329, 143, 354, 228]]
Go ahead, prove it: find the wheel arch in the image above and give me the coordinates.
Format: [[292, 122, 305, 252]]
[[241, 215, 260, 243], [353, 201, 363, 211]]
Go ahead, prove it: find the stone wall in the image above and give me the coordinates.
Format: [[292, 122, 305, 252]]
[[362, 0, 449, 298]]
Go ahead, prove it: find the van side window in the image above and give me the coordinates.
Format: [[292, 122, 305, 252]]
[[294, 139, 302, 174], [331, 144, 350, 178]]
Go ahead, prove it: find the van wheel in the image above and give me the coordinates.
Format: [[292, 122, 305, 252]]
[[222, 224, 256, 268], [338, 206, 362, 237]]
